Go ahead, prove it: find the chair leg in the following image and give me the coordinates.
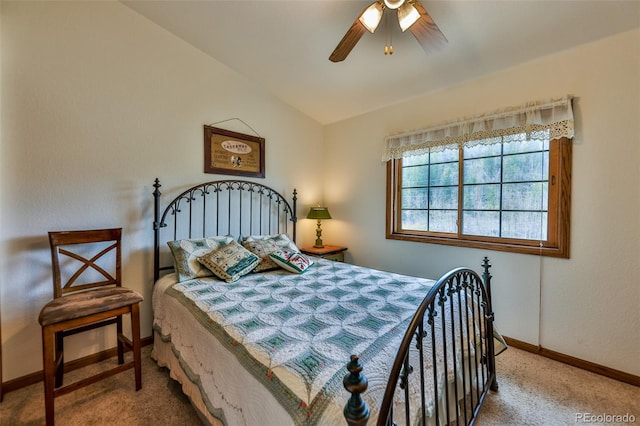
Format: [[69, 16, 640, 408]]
[[116, 315, 124, 365], [54, 332, 64, 388], [131, 303, 142, 391], [42, 326, 56, 426]]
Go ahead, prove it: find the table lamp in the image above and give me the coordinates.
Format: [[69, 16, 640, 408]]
[[307, 206, 332, 248]]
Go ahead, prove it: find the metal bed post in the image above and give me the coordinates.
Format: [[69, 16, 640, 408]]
[[482, 257, 498, 391], [152, 178, 162, 283]]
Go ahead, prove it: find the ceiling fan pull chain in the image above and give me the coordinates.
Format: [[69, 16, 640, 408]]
[[384, 12, 394, 55], [384, 13, 388, 54]]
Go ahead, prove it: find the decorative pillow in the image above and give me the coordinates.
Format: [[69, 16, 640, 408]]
[[167, 236, 234, 282], [197, 241, 260, 283], [268, 249, 314, 274], [241, 233, 300, 253], [241, 239, 280, 272]]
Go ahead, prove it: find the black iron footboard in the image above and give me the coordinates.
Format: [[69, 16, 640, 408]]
[[344, 257, 498, 426]]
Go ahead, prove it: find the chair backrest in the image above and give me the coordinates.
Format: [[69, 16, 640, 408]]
[[49, 228, 122, 298]]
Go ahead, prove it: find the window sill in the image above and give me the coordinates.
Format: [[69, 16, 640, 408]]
[[386, 231, 569, 258]]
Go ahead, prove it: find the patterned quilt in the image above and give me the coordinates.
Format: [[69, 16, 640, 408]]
[[155, 258, 435, 425]]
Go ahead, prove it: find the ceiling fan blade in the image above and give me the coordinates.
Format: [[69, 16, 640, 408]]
[[329, 18, 367, 62], [408, 0, 448, 55]]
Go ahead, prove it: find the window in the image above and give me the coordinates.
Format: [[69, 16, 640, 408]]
[[384, 97, 573, 257]]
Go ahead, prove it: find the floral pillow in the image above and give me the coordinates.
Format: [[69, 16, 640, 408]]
[[167, 236, 234, 282], [241, 239, 280, 272], [268, 249, 314, 274], [197, 241, 260, 283]]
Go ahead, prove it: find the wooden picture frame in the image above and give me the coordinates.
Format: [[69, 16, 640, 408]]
[[204, 125, 265, 178]]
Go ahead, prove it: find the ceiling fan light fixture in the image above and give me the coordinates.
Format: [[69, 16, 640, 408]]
[[397, 2, 420, 31], [359, 1, 384, 33], [330, 0, 446, 62], [383, 0, 405, 10]]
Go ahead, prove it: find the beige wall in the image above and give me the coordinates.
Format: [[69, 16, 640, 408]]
[[324, 29, 640, 376], [0, 1, 323, 381]]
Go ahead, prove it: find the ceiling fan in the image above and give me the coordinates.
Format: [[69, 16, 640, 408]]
[[329, 0, 447, 62]]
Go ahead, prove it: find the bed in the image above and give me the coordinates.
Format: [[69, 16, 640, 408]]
[[151, 178, 504, 425]]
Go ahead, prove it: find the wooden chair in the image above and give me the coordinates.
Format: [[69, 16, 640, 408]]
[[38, 228, 143, 425]]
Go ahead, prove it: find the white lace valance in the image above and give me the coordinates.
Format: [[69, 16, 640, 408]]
[[383, 96, 574, 161]]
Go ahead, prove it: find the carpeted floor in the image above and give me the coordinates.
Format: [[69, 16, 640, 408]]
[[477, 348, 639, 425], [0, 345, 202, 426], [0, 345, 638, 425]]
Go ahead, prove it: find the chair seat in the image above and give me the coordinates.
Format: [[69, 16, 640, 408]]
[[39, 287, 143, 327]]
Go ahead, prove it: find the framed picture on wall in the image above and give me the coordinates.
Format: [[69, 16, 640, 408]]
[[204, 125, 265, 178]]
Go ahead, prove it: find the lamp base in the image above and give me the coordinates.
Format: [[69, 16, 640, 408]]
[[314, 220, 324, 248]]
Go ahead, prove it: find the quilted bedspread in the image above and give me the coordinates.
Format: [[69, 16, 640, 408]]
[[154, 258, 436, 424]]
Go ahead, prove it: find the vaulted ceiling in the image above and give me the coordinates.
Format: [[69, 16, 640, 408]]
[[122, 1, 640, 124]]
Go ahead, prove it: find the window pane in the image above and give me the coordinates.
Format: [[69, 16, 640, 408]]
[[462, 211, 500, 237], [463, 184, 500, 210], [402, 165, 428, 187], [401, 210, 429, 231], [430, 146, 459, 163], [503, 152, 546, 182], [402, 188, 428, 209], [429, 210, 457, 233], [464, 140, 502, 159], [463, 157, 501, 184], [503, 137, 544, 154], [403, 153, 429, 167], [502, 212, 548, 240], [430, 187, 458, 209], [430, 162, 458, 186], [502, 182, 548, 211]]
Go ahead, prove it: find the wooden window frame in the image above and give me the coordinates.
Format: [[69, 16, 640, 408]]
[[386, 137, 572, 258]]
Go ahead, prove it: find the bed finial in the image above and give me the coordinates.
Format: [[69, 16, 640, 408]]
[[481, 256, 491, 279], [343, 355, 370, 426]]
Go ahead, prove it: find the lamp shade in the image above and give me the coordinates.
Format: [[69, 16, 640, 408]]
[[359, 1, 384, 33], [307, 207, 332, 220], [398, 2, 420, 31]]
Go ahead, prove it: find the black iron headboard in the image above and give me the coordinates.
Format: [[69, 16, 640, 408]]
[[152, 178, 297, 282]]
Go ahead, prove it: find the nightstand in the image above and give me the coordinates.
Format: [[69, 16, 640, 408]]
[[300, 245, 347, 262]]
